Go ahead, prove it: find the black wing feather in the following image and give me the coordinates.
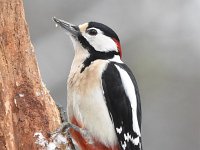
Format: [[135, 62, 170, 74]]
[[102, 62, 142, 150]]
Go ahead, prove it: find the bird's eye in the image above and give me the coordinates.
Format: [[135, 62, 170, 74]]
[[87, 29, 97, 36]]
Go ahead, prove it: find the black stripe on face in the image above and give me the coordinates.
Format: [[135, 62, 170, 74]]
[[77, 35, 119, 73]]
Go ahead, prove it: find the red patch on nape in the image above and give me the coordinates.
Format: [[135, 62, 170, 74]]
[[112, 38, 122, 59]]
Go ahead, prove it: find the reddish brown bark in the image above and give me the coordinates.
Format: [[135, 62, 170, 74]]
[[0, 0, 61, 149]]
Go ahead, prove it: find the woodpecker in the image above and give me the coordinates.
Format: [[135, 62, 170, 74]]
[[53, 17, 142, 150]]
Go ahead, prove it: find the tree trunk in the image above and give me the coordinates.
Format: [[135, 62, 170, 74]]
[[0, 0, 61, 149]]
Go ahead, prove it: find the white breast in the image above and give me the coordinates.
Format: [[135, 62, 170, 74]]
[[67, 59, 118, 147]]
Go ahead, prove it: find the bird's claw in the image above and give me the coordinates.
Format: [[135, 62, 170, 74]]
[[50, 122, 94, 145]]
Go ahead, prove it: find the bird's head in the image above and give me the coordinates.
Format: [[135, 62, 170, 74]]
[[53, 17, 122, 60]]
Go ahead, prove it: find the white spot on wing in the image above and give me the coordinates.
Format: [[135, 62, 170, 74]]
[[133, 136, 140, 145], [116, 126, 122, 134], [115, 65, 141, 137], [124, 132, 140, 145], [121, 141, 127, 150]]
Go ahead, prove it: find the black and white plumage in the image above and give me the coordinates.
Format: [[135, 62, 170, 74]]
[[102, 62, 142, 150], [53, 17, 142, 150]]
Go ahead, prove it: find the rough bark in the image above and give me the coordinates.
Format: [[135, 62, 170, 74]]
[[0, 0, 61, 149]]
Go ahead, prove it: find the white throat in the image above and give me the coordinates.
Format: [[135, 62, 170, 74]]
[[70, 37, 89, 70]]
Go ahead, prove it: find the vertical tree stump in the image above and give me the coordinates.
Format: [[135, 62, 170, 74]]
[[0, 0, 61, 149]]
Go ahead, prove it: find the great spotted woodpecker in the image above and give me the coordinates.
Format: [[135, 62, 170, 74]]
[[53, 17, 142, 150]]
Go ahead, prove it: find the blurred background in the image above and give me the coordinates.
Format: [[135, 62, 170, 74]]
[[24, 0, 200, 150]]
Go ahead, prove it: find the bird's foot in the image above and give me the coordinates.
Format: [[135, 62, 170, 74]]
[[50, 122, 94, 148], [50, 122, 76, 150]]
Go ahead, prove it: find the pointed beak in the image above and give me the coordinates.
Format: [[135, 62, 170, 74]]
[[53, 17, 80, 37]]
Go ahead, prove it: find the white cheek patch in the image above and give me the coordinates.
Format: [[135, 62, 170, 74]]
[[82, 29, 118, 53]]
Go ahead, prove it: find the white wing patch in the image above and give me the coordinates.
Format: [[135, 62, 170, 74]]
[[115, 65, 141, 139]]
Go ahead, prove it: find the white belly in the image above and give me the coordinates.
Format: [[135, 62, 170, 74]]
[[67, 60, 118, 147]]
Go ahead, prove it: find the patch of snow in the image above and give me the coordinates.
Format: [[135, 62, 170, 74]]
[[35, 91, 41, 97], [19, 93, 24, 97], [34, 132, 67, 150], [31, 47, 34, 52], [14, 99, 17, 106], [15, 82, 20, 87], [53, 134, 67, 145], [5, 100, 10, 115], [47, 142, 56, 150], [34, 132, 48, 147], [42, 82, 46, 88]]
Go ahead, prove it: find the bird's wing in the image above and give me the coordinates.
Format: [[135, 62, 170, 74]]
[[102, 62, 142, 150]]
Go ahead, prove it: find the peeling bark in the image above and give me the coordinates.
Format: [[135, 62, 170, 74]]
[[0, 0, 61, 149]]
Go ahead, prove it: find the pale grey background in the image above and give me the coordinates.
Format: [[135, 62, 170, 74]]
[[24, 0, 200, 150]]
